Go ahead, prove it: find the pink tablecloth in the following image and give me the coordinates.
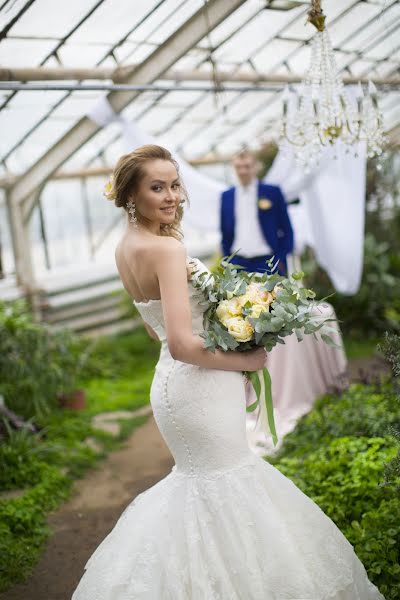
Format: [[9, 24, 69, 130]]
[[246, 303, 348, 455]]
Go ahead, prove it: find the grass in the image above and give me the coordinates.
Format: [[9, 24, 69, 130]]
[[343, 335, 381, 360], [0, 325, 159, 593]]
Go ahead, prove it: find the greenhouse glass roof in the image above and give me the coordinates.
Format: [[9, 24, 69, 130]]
[[0, 0, 399, 182]]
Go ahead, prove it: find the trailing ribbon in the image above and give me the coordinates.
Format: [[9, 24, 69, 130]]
[[246, 367, 278, 446]]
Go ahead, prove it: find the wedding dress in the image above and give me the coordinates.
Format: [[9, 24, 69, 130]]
[[72, 256, 384, 600]]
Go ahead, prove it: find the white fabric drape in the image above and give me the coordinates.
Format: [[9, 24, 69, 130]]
[[264, 144, 366, 295], [88, 97, 366, 294]]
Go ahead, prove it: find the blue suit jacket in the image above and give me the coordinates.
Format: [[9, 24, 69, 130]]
[[220, 181, 294, 261]]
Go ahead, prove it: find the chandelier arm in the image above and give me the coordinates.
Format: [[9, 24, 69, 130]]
[[281, 124, 309, 148]]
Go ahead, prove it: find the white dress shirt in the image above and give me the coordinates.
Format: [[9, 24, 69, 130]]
[[232, 179, 273, 257]]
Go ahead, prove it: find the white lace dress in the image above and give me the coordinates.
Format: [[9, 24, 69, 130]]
[[72, 257, 384, 600]]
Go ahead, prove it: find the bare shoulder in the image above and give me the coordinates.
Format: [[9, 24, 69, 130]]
[[151, 236, 187, 262]]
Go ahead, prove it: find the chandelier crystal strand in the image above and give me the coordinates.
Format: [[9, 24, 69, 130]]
[[279, 0, 385, 168]]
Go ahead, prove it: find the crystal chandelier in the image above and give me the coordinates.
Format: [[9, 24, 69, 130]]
[[279, 0, 386, 169]]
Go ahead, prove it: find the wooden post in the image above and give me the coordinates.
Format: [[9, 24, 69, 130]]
[[5, 192, 41, 320]]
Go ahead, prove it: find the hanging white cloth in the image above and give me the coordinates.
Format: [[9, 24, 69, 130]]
[[264, 142, 366, 295]]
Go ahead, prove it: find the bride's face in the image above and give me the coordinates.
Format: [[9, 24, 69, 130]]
[[132, 159, 181, 226]]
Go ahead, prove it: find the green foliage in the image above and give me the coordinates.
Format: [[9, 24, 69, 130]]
[[278, 383, 400, 458], [0, 300, 87, 418], [0, 323, 158, 593], [274, 436, 397, 527], [343, 335, 380, 359], [84, 377, 152, 415], [0, 465, 70, 592], [269, 381, 400, 597], [79, 326, 160, 382], [378, 332, 400, 491], [379, 332, 400, 378], [303, 233, 400, 338], [0, 427, 51, 490]]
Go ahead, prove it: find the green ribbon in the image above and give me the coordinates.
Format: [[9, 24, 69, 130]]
[[246, 367, 278, 447]]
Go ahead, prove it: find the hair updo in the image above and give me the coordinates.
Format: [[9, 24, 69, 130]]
[[105, 144, 188, 240]]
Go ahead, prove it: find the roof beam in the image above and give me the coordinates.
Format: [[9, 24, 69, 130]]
[[9, 0, 246, 214], [1, 65, 399, 88], [0, 154, 232, 189]]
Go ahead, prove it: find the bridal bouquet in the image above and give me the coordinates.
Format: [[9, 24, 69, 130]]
[[192, 255, 337, 446]]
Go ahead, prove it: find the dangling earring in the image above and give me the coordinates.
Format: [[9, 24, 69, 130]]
[[126, 199, 138, 227]]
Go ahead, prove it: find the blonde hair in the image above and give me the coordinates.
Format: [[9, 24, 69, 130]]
[[108, 144, 188, 241]]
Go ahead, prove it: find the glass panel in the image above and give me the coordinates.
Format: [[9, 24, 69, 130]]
[[68, 0, 161, 44], [156, 89, 205, 108], [342, 1, 400, 52], [50, 93, 103, 119], [286, 44, 311, 73], [347, 59, 379, 77], [0, 38, 56, 66], [252, 39, 299, 72], [328, 2, 381, 46], [7, 117, 77, 173], [132, 0, 203, 45], [364, 27, 400, 60], [214, 9, 295, 62], [259, 3, 309, 40], [115, 40, 155, 65], [198, 0, 265, 47], [8, 0, 98, 38], [0, 0, 27, 31], [0, 91, 67, 158], [58, 42, 110, 66]]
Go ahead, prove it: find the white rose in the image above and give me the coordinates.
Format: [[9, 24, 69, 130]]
[[216, 298, 242, 324], [237, 284, 273, 309], [225, 316, 254, 342]]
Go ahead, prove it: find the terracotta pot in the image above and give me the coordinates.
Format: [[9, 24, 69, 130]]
[[58, 389, 86, 411]]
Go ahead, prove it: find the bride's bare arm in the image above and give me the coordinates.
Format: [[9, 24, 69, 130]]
[[155, 239, 265, 372]]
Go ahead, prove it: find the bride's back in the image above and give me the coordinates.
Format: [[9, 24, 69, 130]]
[[115, 234, 162, 303]]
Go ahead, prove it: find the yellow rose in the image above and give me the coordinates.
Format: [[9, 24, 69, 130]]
[[244, 282, 273, 306], [249, 303, 269, 318], [225, 316, 254, 342], [216, 298, 242, 324]]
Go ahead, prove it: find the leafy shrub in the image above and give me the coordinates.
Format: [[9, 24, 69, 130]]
[[269, 379, 400, 597], [273, 437, 399, 598], [0, 300, 86, 418], [349, 499, 400, 598], [276, 383, 400, 458], [378, 332, 400, 492], [378, 332, 400, 379], [0, 427, 50, 490]]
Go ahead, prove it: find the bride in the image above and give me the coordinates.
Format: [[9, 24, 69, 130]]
[[72, 144, 383, 599]]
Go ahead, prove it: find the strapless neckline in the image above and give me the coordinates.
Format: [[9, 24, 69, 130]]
[[132, 256, 202, 306], [133, 297, 161, 306]]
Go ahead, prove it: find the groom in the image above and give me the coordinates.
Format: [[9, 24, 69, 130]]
[[220, 149, 294, 274]]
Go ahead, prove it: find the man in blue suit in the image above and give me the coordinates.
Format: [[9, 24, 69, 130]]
[[220, 150, 294, 274]]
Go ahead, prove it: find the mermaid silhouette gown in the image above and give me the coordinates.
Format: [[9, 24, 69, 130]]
[[72, 257, 384, 600]]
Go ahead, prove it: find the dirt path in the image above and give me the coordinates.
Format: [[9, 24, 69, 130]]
[[2, 416, 173, 600]]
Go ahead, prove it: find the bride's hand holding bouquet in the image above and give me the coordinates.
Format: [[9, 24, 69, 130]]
[[192, 253, 337, 446]]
